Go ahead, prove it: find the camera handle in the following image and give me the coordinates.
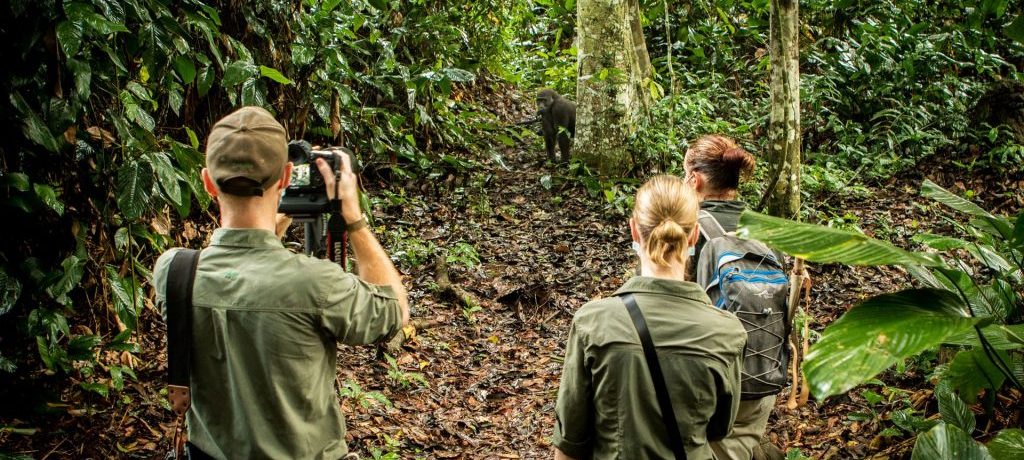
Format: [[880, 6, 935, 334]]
[[326, 210, 347, 270]]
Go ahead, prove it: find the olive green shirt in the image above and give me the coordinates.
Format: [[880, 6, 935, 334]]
[[552, 277, 747, 460], [153, 228, 401, 459]]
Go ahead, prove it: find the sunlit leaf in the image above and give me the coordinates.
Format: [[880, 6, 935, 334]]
[[185, 127, 200, 150], [804, 289, 978, 398], [912, 233, 968, 251], [912, 422, 991, 460], [440, 67, 475, 83], [738, 211, 944, 267], [259, 65, 293, 85], [922, 179, 993, 219], [989, 429, 1024, 460]]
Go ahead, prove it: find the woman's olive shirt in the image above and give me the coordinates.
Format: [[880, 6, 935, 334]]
[[552, 276, 747, 460]]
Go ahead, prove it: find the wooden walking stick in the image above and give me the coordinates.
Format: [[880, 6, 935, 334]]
[[797, 272, 812, 407], [785, 258, 811, 411]]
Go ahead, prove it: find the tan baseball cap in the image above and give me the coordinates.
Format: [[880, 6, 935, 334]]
[[205, 106, 287, 196]]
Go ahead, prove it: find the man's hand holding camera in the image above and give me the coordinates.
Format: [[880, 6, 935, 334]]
[[314, 150, 362, 226]]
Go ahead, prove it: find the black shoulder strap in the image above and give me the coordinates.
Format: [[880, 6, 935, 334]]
[[619, 293, 687, 460], [166, 249, 200, 416], [697, 210, 727, 241]]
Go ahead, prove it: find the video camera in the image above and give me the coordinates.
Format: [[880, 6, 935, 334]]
[[278, 140, 356, 216]]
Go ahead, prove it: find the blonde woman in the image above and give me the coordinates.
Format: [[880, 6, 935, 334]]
[[552, 175, 747, 460]]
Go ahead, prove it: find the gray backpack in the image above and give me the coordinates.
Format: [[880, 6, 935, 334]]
[[695, 211, 790, 399]]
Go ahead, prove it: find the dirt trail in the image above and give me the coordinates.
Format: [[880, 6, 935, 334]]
[[337, 141, 635, 457]]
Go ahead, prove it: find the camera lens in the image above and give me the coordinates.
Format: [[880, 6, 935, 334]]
[[287, 140, 312, 165]]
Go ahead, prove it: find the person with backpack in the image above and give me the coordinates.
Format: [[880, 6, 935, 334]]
[[152, 107, 409, 459], [684, 135, 788, 460], [552, 175, 747, 460]]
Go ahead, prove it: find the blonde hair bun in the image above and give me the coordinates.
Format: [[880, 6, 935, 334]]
[[633, 175, 699, 267]]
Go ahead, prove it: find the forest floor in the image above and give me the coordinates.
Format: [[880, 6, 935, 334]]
[[2, 92, 1023, 458]]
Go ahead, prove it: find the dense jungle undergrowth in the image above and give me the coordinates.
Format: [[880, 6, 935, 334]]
[[2, 0, 1024, 458]]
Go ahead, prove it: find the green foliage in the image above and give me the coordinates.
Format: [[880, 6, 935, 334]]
[[912, 422, 992, 460], [339, 379, 392, 410], [446, 242, 480, 269], [389, 232, 437, 270], [368, 433, 403, 460], [988, 429, 1024, 460], [384, 354, 429, 389], [785, 449, 811, 460], [626, 0, 1023, 197], [506, 0, 578, 94], [0, 0, 528, 400], [740, 179, 1023, 452]]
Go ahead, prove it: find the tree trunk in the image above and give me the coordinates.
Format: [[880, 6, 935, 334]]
[[575, 0, 652, 176], [766, 0, 801, 219]]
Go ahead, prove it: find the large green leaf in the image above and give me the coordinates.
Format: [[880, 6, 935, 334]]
[[737, 211, 943, 267], [197, 64, 215, 97], [66, 334, 101, 361], [988, 429, 1024, 460], [56, 20, 84, 56], [46, 255, 85, 306], [945, 324, 1024, 351], [105, 266, 142, 330], [222, 60, 257, 87], [944, 348, 1009, 403], [803, 288, 979, 398], [922, 179, 994, 219], [912, 422, 992, 460], [116, 161, 153, 220], [259, 65, 293, 85], [66, 58, 92, 101], [440, 67, 475, 83], [173, 56, 196, 84], [936, 383, 976, 434], [913, 233, 968, 251], [150, 151, 182, 206], [933, 267, 1001, 318]]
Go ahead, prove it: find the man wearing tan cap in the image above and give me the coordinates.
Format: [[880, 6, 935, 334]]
[[152, 106, 409, 459]]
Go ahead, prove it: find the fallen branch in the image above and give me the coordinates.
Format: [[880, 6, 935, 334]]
[[435, 253, 483, 310]]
